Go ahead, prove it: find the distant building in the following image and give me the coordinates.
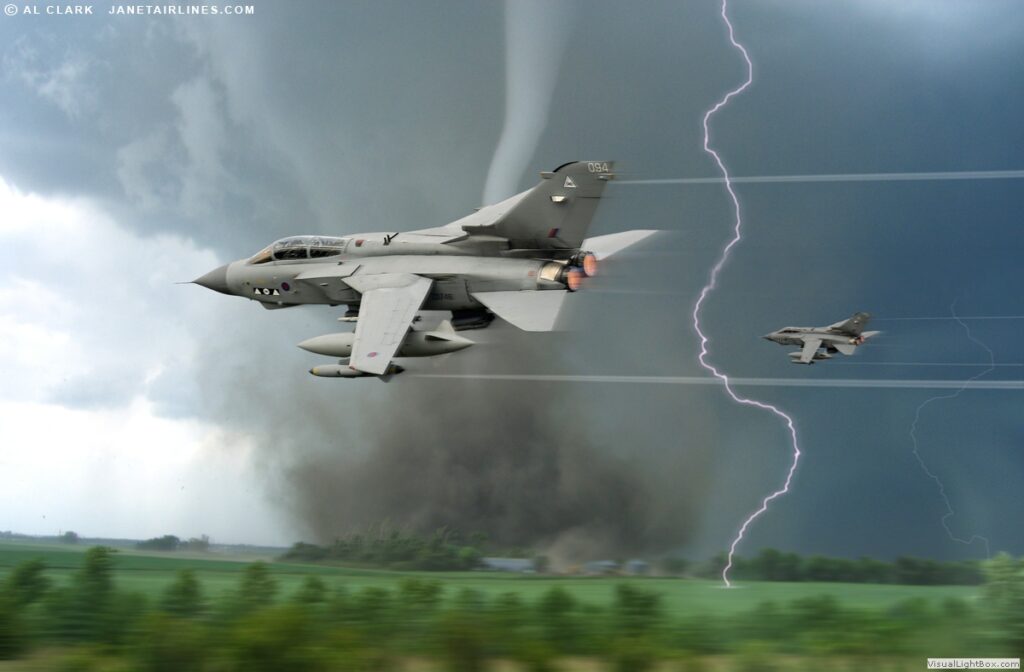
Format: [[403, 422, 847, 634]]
[[625, 559, 650, 575], [583, 560, 619, 575], [481, 557, 535, 573]]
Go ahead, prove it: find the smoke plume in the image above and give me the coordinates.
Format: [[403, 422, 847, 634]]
[[198, 317, 715, 561], [283, 377, 711, 559]]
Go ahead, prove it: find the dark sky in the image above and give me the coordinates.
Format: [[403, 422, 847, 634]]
[[0, 0, 1020, 560]]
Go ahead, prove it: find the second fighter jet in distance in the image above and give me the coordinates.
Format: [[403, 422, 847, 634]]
[[763, 312, 880, 364]]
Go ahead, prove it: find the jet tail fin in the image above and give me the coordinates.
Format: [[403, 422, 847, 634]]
[[469, 161, 615, 250], [828, 311, 872, 335]]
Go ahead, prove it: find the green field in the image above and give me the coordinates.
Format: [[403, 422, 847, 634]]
[[0, 539, 980, 616]]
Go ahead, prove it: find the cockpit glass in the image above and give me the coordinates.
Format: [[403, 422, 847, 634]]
[[248, 236, 347, 264], [274, 237, 311, 261], [248, 245, 274, 265], [309, 236, 347, 258]]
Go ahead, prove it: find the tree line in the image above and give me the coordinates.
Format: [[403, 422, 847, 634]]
[[282, 526, 485, 571], [684, 548, 985, 585], [1, 547, 1022, 670], [283, 528, 985, 586], [136, 535, 211, 552]]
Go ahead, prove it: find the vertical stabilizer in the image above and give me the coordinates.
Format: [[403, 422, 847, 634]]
[[828, 312, 871, 335], [481, 161, 615, 250]]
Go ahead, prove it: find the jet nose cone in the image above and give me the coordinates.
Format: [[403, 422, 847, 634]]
[[193, 264, 231, 295]]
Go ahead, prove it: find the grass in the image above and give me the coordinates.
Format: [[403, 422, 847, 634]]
[[0, 650, 935, 672], [0, 539, 980, 616]]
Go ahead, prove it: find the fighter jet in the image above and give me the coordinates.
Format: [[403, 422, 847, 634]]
[[763, 312, 880, 364], [192, 161, 656, 379]]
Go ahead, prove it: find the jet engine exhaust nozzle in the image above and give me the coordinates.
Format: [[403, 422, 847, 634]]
[[565, 267, 584, 291], [540, 261, 587, 292], [570, 251, 598, 277]]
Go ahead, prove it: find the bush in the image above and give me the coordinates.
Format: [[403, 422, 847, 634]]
[[537, 587, 579, 653], [45, 547, 145, 645], [436, 607, 488, 672], [607, 637, 659, 672], [135, 612, 209, 672], [236, 562, 278, 610], [3, 558, 50, 607], [228, 605, 329, 672], [614, 584, 663, 637], [733, 641, 781, 672], [511, 637, 557, 672], [0, 597, 28, 660], [160, 569, 204, 617], [293, 576, 329, 606], [55, 647, 132, 672]]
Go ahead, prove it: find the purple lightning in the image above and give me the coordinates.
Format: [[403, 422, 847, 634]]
[[908, 302, 993, 558], [693, 0, 802, 588]]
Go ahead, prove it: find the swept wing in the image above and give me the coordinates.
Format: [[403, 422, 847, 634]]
[[344, 273, 433, 375], [799, 337, 823, 364]]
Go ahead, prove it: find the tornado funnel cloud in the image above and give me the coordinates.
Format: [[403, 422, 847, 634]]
[[483, 0, 574, 204]]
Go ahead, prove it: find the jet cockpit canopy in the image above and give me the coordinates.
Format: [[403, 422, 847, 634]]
[[248, 236, 348, 264]]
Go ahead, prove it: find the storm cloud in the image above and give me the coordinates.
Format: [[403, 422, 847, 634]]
[[1, 1, 1021, 561]]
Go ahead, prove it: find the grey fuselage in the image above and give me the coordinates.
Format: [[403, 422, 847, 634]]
[[762, 327, 864, 349], [203, 234, 570, 311]]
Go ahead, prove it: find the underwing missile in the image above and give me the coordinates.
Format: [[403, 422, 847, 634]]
[[298, 321, 473, 358], [309, 363, 404, 378]]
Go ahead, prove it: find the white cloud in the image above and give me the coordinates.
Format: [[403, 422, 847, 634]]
[[0, 398, 286, 544], [0, 176, 291, 544], [0, 176, 219, 407]]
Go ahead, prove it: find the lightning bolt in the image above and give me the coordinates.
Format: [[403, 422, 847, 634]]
[[694, 0, 802, 588], [909, 302, 993, 558]]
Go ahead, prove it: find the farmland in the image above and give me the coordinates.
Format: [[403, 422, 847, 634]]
[[0, 539, 980, 617]]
